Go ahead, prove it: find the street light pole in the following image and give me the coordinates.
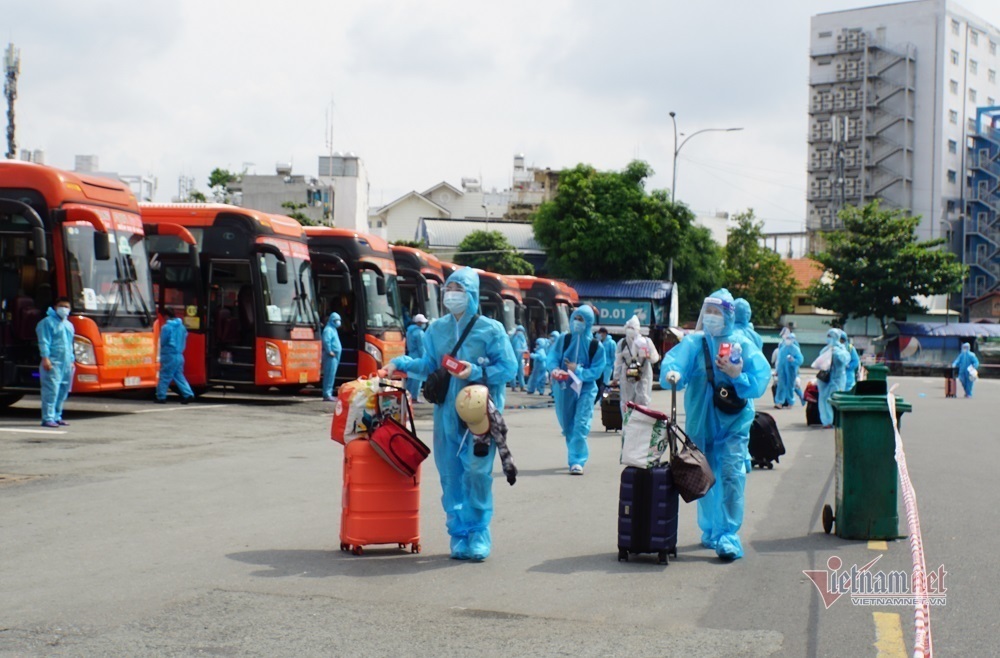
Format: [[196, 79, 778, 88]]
[[669, 111, 743, 203]]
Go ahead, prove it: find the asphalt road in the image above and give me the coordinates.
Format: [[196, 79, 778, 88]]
[[1, 374, 994, 656]]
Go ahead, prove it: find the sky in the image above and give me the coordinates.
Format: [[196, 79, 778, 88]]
[[6, 0, 1000, 235]]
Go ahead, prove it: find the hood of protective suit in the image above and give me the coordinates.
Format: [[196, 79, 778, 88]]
[[838, 329, 849, 343], [701, 288, 736, 337], [535, 338, 546, 349], [624, 315, 641, 347], [445, 267, 480, 317], [826, 328, 840, 344], [569, 305, 596, 335], [515, 324, 526, 335], [327, 312, 341, 327], [962, 343, 971, 352], [734, 298, 751, 327]]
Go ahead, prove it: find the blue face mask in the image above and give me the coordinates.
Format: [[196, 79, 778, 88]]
[[571, 319, 586, 334], [334, 321, 342, 328], [56, 307, 70, 320], [702, 314, 725, 336], [443, 291, 466, 315]]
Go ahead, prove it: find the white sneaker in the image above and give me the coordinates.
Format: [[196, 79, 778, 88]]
[[569, 464, 584, 475]]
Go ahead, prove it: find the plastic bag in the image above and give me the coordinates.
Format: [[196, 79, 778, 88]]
[[342, 377, 381, 443], [969, 365, 979, 381], [811, 350, 832, 371], [620, 403, 671, 468]]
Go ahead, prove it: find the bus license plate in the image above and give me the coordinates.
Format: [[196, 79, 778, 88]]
[[124, 376, 141, 387]]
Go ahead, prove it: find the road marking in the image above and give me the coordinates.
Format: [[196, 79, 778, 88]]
[[868, 540, 889, 550], [0, 427, 67, 435], [873, 612, 906, 657], [132, 404, 230, 414]]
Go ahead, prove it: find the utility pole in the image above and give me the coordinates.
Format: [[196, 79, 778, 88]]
[[4, 43, 20, 160]]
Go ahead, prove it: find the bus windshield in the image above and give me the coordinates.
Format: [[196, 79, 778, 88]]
[[555, 303, 571, 333], [424, 280, 441, 321], [64, 224, 154, 318], [361, 270, 403, 330], [259, 254, 318, 326]]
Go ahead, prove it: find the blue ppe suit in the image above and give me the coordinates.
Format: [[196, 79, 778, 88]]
[[774, 337, 803, 407], [547, 331, 561, 395], [600, 335, 616, 382], [405, 322, 427, 401], [156, 317, 195, 401], [658, 289, 770, 559], [526, 339, 548, 394], [733, 298, 764, 350], [509, 325, 528, 389], [390, 267, 517, 560], [321, 313, 343, 399], [816, 329, 850, 426], [36, 307, 75, 424], [545, 306, 606, 470], [841, 331, 860, 391], [952, 343, 980, 397]]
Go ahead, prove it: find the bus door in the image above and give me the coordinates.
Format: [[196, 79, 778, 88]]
[[310, 253, 358, 381], [523, 298, 548, 345], [206, 260, 256, 383]]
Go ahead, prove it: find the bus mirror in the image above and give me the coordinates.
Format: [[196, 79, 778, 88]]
[[32, 227, 49, 271], [94, 231, 111, 261], [35, 256, 49, 272], [376, 276, 386, 296], [276, 260, 289, 285], [188, 244, 200, 269]]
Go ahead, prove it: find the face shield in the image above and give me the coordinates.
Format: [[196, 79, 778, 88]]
[[695, 296, 734, 337]]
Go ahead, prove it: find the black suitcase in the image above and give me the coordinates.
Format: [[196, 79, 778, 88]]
[[749, 411, 786, 469], [618, 465, 679, 564], [601, 387, 623, 431], [805, 401, 822, 426]]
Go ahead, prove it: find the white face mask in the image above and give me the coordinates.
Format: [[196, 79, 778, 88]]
[[701, 314, 725, 336], [443, 291, 466, 315], [56, 307, 71, 320], [571, 319, 586, 334], [625, 327, 637, 340]]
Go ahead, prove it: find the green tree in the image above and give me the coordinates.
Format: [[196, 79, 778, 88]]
[[533, 161, 681, 280], [208, 167, 239, 203], [185, 189, 207, 203], [721, 210, 796, 325], [453, 230, 534, 275], [809, 200, 967, 332], [392, 239, 428, 249], [280, 201, 319, 226]]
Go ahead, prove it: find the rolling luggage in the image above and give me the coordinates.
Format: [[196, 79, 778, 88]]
[[617, 465, 679, 564], [945, 367, 957, 398], [804, 382, 822, 426], [601, 386, 623, 431], [749, 411, 786, 469]]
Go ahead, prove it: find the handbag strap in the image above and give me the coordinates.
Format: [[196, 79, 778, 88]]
[[450, 314, 481, 357], [378, 382, 418, 437], [701, 335, 716, 387]]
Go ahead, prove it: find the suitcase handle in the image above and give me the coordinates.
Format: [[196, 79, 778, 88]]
[[343, 473, 349, 514]]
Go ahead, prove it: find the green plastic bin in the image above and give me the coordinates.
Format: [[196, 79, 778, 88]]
[[824, 390, 911, 540]]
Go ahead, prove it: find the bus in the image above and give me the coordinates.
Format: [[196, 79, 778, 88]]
[[304, 227, 406, 384], [0, 161, 158, 408], [477, 269, 524, 335], [140, 204, 321, 392], [390, 244, 444, 326], [510, 275, 579, 344]]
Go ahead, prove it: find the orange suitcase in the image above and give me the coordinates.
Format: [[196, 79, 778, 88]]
[[945, 378, 957, 398], [340, 438, 421, 555]]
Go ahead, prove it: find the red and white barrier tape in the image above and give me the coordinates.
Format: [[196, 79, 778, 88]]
[[887, 385, 933, 658]]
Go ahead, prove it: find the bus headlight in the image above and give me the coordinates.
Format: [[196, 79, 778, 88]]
[[265, 342, 282, 366], [74, 336, 96, 365], [364, 342, 383, 367]]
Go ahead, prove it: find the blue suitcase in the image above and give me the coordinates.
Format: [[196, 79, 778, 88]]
[[618, 465, 679, 564]]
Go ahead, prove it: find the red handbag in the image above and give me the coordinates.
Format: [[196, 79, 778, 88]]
[[368, 390, 430, 478]]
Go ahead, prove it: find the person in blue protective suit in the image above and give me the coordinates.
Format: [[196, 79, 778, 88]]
[[952, 342, 980, 397], [155, 307, 195, 404], [595, 327, 617, 403], [815, 328, 849, 428], [321, 312, 343, 401], [508, 324, 528, 391], [659, 290, 771, 560], [386, 267, 517, 561], [404, 314, 429, 403], [36, 296, 75, 427], [839, 330, 860, 391], [526, 338, 548, 395], [547, 330, 561, 397], [733, 298, 764, 350], [546, 305, 606, 475], [773, 332, 803, 408]]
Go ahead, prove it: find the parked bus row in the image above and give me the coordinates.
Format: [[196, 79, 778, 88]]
[[0, 161, 582, 405]]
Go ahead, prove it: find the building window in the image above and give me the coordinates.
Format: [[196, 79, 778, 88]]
[[990, 97, 996, 106], [953, 19, 961, 35], [818, 31, 832, 38], [951, 49, 960, 65], [971, 30, 979, 46], [991, 69, 997, 83], [948, 170, 958, 183], [949, 139, 958, 154], [950, 109, 959, 124], [970, 88, 978, 102], [951, 79, 960, 94], [947, 200, 957, 213], [970, 60, 979, 74], [969, 118, 977, 132], [992, 41, 997, 55]]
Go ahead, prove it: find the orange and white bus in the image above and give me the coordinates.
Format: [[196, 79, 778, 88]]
[[305, 227, 406, 384], [140, 204, 321, 392], [0, 161, 158, 408], [390, 244, 444, 325], [511, 275, 580, 344]]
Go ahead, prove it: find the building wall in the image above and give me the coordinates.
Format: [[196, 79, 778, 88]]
[[235, 174, 327, 223], [383, 196, 448, 243]]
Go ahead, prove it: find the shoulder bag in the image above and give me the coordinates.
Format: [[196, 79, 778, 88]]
[[422, 314, 480, 405], [701, 336, 748, 415]]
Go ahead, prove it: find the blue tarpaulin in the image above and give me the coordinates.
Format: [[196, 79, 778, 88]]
[[888, 322, 1000, 338], [564, 280, 674, 301]]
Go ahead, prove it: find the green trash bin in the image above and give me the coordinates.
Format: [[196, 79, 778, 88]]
[[823, 391, 911, 540]]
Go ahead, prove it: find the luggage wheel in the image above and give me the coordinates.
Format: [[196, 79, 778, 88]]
[[339, 543, 349, 552], [351, 545, 364, 556], [766, 462, 774, 470], [618, 548, 628, 562], [410, 542, 421, 554], [822, 504, 835, 535], [657, 550, 668, 565]]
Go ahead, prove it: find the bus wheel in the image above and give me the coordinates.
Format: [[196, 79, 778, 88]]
[[275, 384, 303, 395], [0, 393, 24, 409]]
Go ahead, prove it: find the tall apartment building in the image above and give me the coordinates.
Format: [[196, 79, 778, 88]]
[[964, 106, 1000, 305], [808, 0, 1000, 248]]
